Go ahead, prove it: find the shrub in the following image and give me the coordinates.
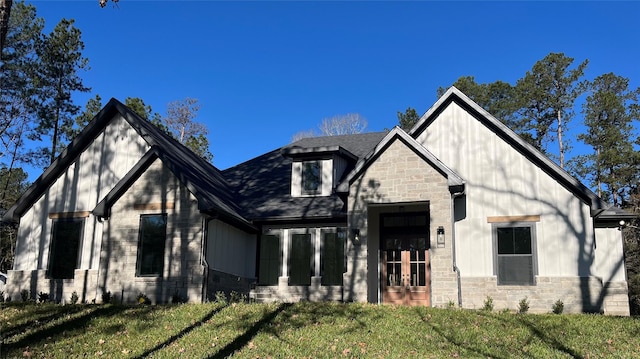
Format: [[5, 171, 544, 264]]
[[214, 291, 227, 304], [518, 297, 530, 314], [101, 291, 112, 304], [136, 293, 151, 305], [552, 299, 564, 314], [446, 300, 456, 309], [229, 291, 246, 303], [69, 291, 79, 305], [482, 296, 494, 312], [37, 292, 49, 303], [171, 290, 187, 304], [20, 289, 30, 302]]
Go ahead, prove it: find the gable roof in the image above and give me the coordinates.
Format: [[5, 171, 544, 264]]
[[223, 132, 387, 222], [409, 86, 610, 217], [3, 99, 249, 230], [336, 127, 465, 194]]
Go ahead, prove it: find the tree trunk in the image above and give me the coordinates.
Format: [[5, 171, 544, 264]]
[[0, 0, 12, 61], [557, 109, 564, 168]]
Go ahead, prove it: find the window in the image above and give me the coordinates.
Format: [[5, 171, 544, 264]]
[[49, 218, 84, 279], [289, 233, 312, 285], [137, 214, 167, 276], [258, 234, 280, 285], [321, 229, 346, 286], [301, 161, 321, 195], [494, 224, 536, 285]]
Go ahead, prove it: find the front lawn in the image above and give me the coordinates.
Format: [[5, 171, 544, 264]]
[[1, 301, 639, 358]]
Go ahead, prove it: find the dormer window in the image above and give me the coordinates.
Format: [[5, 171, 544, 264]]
[[302, 161, 322, 195], [284, 145, 357, 198]]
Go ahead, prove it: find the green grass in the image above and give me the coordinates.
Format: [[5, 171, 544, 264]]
[[1, 301, 639, 358]]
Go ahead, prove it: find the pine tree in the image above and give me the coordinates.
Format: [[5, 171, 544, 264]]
[[575, 73, 639, 206], [515, 53, 588, 167], [30, 18, 89, 165]]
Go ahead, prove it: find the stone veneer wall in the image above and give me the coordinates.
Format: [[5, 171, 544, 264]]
[[97, 160, 205, 304], [460, 276, 630, 315], [5, 269, 99, 303], [346, 139, 457, 305]]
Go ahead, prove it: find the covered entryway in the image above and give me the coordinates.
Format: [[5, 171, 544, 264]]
[[381, 212, 430, 306]]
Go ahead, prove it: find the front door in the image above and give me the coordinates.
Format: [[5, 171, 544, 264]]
[[381, 213, 430, 306]]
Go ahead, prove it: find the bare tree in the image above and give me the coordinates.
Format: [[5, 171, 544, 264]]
[[291, 129, 317, 143], [318, 113, 367, 136], [164, 97, 206, 144]]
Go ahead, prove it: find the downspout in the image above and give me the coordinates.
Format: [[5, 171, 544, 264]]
[[200, 216, 210, 303], [451, 190, 464, 307]]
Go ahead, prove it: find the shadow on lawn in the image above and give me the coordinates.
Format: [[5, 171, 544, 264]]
[[414, 307, 584, 359], [1, 304, 89, 340], [208, 303, 292, 358], [473, 310, 583, 358], [413, 307, 509, 359], [3, 305, 123, 353], [132, 304, 227, 359]]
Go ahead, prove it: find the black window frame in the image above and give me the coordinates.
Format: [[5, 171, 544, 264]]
[[48, 217, 85, 280], [136, 214, 167, 277], [289, 231, 313, 286], [320, 228, 346, 286], [492, 222, 537, 286], [301, 160, 322, 195], [258, 233, 281, 285]]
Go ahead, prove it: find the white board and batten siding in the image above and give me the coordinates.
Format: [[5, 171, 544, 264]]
[[13, 115, 151, 272], [206, 219, 256, 279], [415, 102, 603, 279]]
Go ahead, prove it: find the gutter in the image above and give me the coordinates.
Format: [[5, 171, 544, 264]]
[[451, 190, 465, 307]]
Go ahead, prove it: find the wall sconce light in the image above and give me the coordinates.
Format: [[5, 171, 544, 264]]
[[351, 228, 361, 244], [437, 226, 445, 248], [619, 220, 639, 231]]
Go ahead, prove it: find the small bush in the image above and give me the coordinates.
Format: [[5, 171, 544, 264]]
[[229, 291, 246, 303], [214, 291, 227, 304], [171, 290, 187, 304], [136, 293, 151, 305], [101, 291, 112, 304], [501, 308, 511, 314], [69, 291, 79, 304], [518, 297, 530, 314], [552, 299, 564, 314], [482, 296, 494, 312], [37, 292, 49, 303], [20, 289, 30, 302], [446, 300, 456, 309]]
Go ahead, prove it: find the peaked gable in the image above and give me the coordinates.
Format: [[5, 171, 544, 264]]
[[409, 86, 608, 216], [3, 99, 243, 228], [336, 127, 465, 194]]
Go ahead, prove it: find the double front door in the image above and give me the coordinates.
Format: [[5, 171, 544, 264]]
[[381, 213, 431, 306]]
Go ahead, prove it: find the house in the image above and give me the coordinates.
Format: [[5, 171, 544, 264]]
[[2, 87, 633, 315]]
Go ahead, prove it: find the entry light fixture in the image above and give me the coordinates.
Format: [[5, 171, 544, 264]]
[[619, 220, 639, 230], [437, 226, 445, 248], [351, 228, 361, 244]]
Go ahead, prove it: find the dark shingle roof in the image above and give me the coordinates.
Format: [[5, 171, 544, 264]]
[[223, 132, 387, 221]]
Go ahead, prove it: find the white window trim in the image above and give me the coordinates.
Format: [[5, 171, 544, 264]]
[[291, 159, 333, 197]]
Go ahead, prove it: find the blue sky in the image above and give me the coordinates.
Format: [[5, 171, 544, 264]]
[[29, 1, 639, 179]]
